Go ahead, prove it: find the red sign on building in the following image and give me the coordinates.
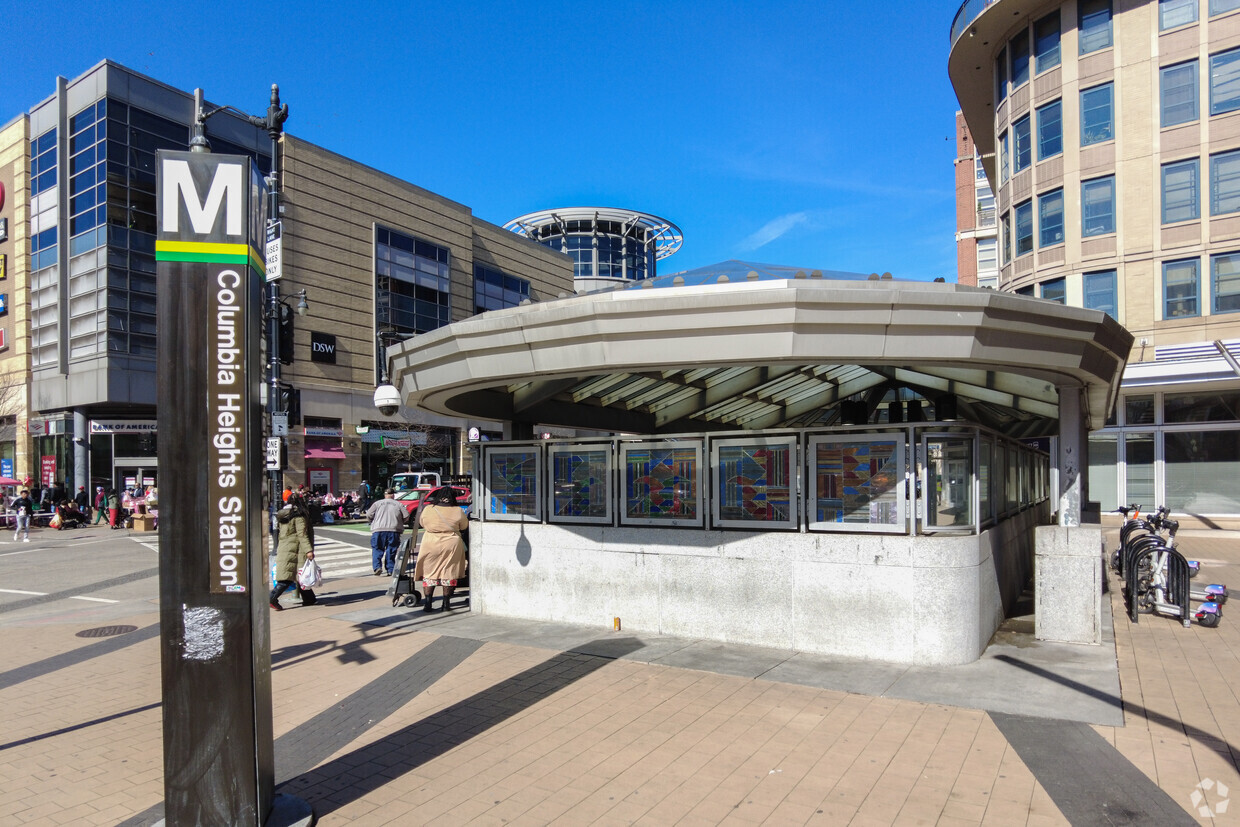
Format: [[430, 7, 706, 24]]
[[40, 456, 56, 487]]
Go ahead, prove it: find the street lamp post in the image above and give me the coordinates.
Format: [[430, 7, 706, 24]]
[[192, 86, 294, 537]]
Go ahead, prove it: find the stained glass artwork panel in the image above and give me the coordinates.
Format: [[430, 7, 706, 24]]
[[812, 438, 904, 530], [550, 447, 610, 522], [487, 449, 539, 519], [714, 439, 795, 527], [622, 442, 701, 525]]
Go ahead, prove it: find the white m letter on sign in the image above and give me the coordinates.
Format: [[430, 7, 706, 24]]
[[161, 160, 244, 237]]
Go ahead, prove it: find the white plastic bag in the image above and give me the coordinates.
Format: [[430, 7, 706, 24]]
[[297, 556, 322, 589]]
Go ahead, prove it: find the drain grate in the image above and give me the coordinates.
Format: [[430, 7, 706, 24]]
[[76, 624, 139, 638]]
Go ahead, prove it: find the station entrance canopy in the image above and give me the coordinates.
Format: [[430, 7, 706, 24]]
[[386, 278, 1133, 438]]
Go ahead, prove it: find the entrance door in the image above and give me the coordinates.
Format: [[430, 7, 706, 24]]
[[114, 460, 157, 494]]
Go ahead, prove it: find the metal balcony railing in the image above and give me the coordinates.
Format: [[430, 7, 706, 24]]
[[951, 0, 1000, 45], [976, 208, 996, 228]]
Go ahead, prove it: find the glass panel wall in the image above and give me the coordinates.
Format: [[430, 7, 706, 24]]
[[620, 441, 702, 526], [809, 435, 905, 532], [924, 436, 974, 529], [548, 443, 611, 523], [485, 447, 540, 521], [711, 436, 797, 529]]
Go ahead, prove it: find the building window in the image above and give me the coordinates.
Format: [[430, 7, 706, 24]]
[[1212, 253, 1240, 312], [1041, 277, 1066, 303], [1013, 115, 1032, 173], [1011, 31, 1031, 88], [1015, 200, 1034, 256], [1162, 159, 1200, 224], [1213, 0, 1240, 15], [1082, 176, 1116, 236], [1079, 0, 1113, 54], [1084, 270, 1118, 315], [1211, 149, 1240, 215], [1035, 12, 1061, 73], [30, 129, 57, 196], [1160, 0, 1198, 29], [1037, 100, 1063, 160], [977, 237, 998, 272], [1210, 47, 1240, 115], [1001, 212, 1012, 264], [1016, 285, 1035, 296], [1038, 189, 1065, 247], [474, 263, 530, 315], [996, 46, 1008, 103], [1081, 83, 1114, 145], [1161, 61, 1199, 126], [375, 226, 451, 337], [999, 131, 1010, 183], [1164, 258, 1201, 318]]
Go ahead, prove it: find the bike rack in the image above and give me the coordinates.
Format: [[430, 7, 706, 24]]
[[1125, 545, 1192, 626]]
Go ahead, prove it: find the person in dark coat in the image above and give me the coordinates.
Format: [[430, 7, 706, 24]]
[[74, 486, 91, 520]]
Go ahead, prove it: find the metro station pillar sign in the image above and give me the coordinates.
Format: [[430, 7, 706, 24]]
[[155, 150, 274, 824]]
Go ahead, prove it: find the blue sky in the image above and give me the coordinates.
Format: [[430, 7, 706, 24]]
[[4, 1, 962, 280]]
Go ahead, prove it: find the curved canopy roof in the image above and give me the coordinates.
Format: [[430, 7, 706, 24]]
[[388, 279, 1133, 437]]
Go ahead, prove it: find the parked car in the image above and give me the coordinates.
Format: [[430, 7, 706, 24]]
[[394, 485, 472, 517]]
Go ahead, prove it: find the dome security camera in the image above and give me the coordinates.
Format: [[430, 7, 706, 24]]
[[373, 384, 401, 417]]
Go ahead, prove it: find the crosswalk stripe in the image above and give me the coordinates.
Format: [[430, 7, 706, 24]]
[[130, 535, 382, 581]]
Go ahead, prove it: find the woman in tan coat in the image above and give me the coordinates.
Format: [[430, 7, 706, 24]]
[[414, 487, 468, 612]]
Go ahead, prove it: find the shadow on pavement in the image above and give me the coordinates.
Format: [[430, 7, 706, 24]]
[[278, 636, 646, 816], [996, 654, 1240, 764]]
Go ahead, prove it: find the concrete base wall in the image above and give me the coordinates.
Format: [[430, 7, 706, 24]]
[[1034, 525, 1104, 645], [472, 513, 1044, 666]]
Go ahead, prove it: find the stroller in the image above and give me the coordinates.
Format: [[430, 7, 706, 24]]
[[54, 503, 87, 530]]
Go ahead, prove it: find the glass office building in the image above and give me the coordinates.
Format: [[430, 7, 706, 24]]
[[23, 61, 270, 491]]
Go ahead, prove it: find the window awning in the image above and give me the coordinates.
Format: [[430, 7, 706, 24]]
[[305, 438, 346, 460]]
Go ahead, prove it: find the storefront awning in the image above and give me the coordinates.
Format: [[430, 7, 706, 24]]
[[305, 437, 346, 460]]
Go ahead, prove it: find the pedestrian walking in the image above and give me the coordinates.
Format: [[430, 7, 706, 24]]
[[414, 486, 469, 612], [270, 493, 316, 611], [12, 489, 33, 542], [365, 487, 405, 576], [106, 487, 121, 529], [93, 486, 107, 524], [357, 479, 372, 510]]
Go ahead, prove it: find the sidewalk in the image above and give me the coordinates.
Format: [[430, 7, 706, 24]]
[[1, 530, 1238, 825]]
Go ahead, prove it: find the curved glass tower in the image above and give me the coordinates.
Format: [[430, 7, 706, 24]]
[[505, 207, 683, 292]]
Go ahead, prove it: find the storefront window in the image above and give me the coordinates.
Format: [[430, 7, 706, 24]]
[[1125, 433, 1156, 506], [1088, 433, 1118, 511], [1165, 430, 1240, 513], [1163, 390, 1240, 423], [1125, 395, 1156, 425]]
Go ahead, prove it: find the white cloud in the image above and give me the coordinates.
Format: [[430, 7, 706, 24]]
[[738, 211, 810, 252]]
